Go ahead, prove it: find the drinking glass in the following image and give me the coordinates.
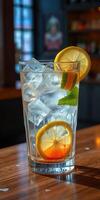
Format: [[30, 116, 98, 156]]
[[20, 60, 79, 175]]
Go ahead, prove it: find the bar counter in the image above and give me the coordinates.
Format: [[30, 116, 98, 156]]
[[0, 125, 100, 200]]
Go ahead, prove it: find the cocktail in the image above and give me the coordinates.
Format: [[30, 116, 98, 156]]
[[20, 46, 91, 174]]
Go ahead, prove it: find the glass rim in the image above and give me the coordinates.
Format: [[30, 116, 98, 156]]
[[19, 60, 80, 73], [19, 60, 80, 65]]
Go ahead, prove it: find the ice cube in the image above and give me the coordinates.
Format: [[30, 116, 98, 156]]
[[40, 89, 66, 108], [23, 58, 45, 72], [22, 82, 36, 102], [47, 106, 77, 129], [43, 67, 61, 91], [22, 71, 44, 102], [21, 58, 45, 89], [28, 99, 51, 126], [37, 67, 61, 96]]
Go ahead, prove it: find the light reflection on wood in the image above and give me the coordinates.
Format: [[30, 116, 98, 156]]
[[95, 136, 100, 148]]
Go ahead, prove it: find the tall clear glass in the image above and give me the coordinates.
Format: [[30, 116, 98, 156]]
[[20, 61, 79, 175]]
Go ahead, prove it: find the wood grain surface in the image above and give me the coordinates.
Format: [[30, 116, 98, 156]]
[[0, 125, 100, 200], [0, 88, 21, 100]]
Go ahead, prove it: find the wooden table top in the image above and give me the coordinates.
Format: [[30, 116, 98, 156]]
[[0, 125, 100, 200], [0, 88, 21, 100]]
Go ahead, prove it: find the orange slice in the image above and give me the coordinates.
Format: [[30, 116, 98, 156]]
[[54, 46, 91, 81], [36, 121, 72, 161], [61, 71, 78, 90]]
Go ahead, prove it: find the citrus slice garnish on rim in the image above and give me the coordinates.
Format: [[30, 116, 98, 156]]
[[61, 71, 78, 90], [36, 121, 72, 161], [54, 46, 91, 81]]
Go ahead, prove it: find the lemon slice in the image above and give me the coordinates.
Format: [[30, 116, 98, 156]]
[[54, 46, 91, 81], [36, 121, 72, 161]]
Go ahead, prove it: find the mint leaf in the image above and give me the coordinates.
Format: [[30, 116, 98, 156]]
[[68, 86, 79, 96], [58, 86, 79, 106], [58, 96, 78, 106]]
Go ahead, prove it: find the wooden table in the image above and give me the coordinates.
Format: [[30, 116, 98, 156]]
[[0, 125, 100, 200], [0, 88, 21, 100]]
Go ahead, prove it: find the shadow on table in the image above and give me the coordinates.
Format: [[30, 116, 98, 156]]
[[46, 166, 100, 190]]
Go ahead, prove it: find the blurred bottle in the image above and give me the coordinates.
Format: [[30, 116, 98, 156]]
[[71, 20, 78, 30], [97, 44, 100, 55], [71, 20, 87, 31], [77, 41, 86, 49], [88, 41, 97, 54]]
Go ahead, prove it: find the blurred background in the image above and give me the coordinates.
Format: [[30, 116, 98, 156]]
[[0, 0, 100, 148]]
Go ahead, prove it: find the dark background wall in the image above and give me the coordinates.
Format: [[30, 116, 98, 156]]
[[0, 98, 25, 148], [0, 0, 4, 86]]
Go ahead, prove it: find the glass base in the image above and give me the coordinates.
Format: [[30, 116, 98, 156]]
[[29, 157, 75, 175]]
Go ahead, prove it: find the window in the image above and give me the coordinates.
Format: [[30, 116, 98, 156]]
[[13, 0, 34, 88]]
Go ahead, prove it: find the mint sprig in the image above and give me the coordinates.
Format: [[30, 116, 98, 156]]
[[58, 86, 79, 106]]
